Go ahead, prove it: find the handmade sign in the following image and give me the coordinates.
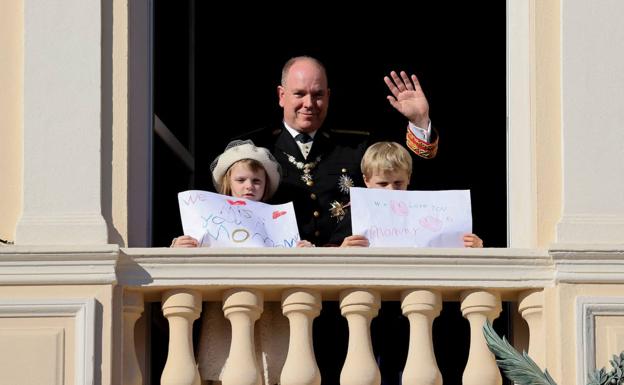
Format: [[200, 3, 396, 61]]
[[350, 187, 472, 247], [178, 190, 300, 247]]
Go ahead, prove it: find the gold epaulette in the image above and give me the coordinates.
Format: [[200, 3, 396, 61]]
[[406, 127, 438, 159]]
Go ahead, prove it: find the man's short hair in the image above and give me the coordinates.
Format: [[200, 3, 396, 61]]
[[281, 56, 327, 86], [361, 141, 413, 178]]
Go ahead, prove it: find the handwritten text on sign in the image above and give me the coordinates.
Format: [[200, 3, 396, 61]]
[[178, 190, 300, 248], [350, 187, 472, 247]]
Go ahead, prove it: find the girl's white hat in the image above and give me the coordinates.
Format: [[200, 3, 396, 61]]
[[210, 140, 281, 199]]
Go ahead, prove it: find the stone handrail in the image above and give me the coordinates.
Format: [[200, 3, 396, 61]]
[[117, 247, 553, 292]]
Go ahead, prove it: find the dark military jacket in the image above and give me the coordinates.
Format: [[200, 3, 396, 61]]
[[326, 209, 352, 246], [238, 124, 440, 246], [240, 126, 368, 246]]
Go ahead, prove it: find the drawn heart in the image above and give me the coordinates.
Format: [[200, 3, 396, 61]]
[[419, 216, 443, 232], [390, 200, 409, 216], [272, 210, 287, 219], [227, 199, 247, 206]]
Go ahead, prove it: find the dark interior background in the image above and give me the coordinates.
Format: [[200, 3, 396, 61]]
[[152, 4, 508, 384], [153, 2, 507, 249]]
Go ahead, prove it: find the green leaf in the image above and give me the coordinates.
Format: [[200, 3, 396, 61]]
[[483, 321, 558, 385], [587, 369, 605, 385]]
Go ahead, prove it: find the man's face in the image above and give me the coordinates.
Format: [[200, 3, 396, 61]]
[[278, 60, 330, 134], [364, 170, 410, 190]]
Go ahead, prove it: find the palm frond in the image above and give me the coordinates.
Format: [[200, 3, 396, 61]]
[[483, 321, 557, 385]]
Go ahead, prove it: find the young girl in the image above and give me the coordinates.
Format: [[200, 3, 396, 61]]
[[172, 140, 309, 385], [171, 139, 313, 248]]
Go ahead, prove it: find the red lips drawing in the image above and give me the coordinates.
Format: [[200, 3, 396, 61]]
[[419, 216, 443, 232], [272, 210, 287, 219], [390, 200, 409, 216], [227, 200, 247, 206]]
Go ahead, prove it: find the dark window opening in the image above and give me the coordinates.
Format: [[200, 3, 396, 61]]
[[150, 3, 507, 384], [152, 2, 507, 248]]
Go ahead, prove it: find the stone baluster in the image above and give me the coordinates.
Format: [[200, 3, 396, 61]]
[[123, 290, 144, 385], [221, 289, 263, 385], [401, 289, 442, 385], [281, 289, 322, 385], [460, 290, 502, 385], [161, 289, 202, 385], [518, 290, 545, 368], [339, 289, 381, 385]]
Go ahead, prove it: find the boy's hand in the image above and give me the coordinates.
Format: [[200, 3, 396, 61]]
[[463, 233, 483, 248], [171, 235, 199, 248], [340, 235, 370, 248]]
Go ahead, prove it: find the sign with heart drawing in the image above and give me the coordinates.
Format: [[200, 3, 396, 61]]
[[350, 187, 472, 247], [178, 190, 300, 247]]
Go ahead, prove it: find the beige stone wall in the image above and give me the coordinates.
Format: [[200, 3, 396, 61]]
[[544, 283, 624, 385], [106, 0, 129, 246], [0, 285, 114, 385], [534, 0, 562, 247], [0, 0, 23, 243], [543, 286, 564, 383]]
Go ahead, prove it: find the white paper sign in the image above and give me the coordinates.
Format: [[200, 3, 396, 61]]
[[350, 187, 472, 247], [178, 190, 300, 248]]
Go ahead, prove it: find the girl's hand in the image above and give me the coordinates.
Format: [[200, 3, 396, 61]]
[[296, 240, 315, 248], [340, 235, 370, 248], [463, 233, 483, 248], [171, 235, 199, 248]]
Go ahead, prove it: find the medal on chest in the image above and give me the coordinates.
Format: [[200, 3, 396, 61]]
[[329, 169, 355, 222], [283, 152, 322, 186]]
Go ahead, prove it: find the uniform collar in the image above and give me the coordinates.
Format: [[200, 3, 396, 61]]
[[282, 122, 318, 140]]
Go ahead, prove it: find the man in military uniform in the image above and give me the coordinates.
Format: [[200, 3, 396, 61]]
[[239, 56, 437, 246]]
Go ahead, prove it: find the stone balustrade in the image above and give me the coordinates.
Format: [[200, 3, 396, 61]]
[[113, 243, 556, 385], [114, 247, 557, 385], [2, 245, 569, 385], [122, 284, 538, 385]]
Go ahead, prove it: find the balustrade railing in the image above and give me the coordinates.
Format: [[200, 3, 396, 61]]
[[119, 247, 552, 385], [3, 244, 623, 385]]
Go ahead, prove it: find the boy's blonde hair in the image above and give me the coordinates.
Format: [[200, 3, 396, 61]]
[[361, 141, 412, 178]]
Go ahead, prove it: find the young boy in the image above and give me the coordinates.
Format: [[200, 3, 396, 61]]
[[321, 142, 483, 385], [329, 141, 483, 247]]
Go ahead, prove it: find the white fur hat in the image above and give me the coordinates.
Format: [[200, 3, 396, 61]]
[[210, 140, 281, 199]]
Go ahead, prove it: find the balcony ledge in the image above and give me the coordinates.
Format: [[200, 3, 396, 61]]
[[2, 245, 624, 291], [0, 244, 119, 285], [118, 247, 553, 295]]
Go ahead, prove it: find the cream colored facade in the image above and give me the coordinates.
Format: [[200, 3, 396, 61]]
[[0, 0, 23, 243], [1, 1, 624, 385]]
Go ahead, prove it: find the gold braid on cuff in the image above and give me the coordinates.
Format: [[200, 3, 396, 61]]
[[406, 128, 438, 159]]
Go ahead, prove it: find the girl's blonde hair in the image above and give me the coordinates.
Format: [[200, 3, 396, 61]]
[[219, 159, 272, 202], [361, 141, 412, 178]]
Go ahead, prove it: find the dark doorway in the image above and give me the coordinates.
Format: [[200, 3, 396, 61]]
[[152, 2, 507, 248]]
